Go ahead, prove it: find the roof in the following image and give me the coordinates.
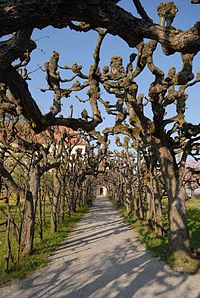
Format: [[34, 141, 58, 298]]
[[186, 161, 200, 172], [0, 124, 86, 147]]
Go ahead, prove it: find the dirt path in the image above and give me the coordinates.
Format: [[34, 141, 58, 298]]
[[1, 196, 200, 298]]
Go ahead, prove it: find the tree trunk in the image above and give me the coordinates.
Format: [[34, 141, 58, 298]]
[[50, 169, 61, 233], [145, 169, 163, 237], [146, 179, 154, 228], [137, 152, 144, 220], [23, 166, 40, 254], [23, 191, 35, 255], [38, 187, 43, 241], [153, 137, 190, 255], [124, 177, 132, 216], [4, 205, 13, 273], [153, 176, 163, 237]]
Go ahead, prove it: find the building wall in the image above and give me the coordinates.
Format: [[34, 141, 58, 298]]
[[98, 186, 107, 196]]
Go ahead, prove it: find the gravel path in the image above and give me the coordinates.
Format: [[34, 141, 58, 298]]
[[1, 196, 200, 298]]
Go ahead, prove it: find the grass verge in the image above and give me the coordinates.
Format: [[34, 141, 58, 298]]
[[112, 202, 169, 262], [0, 204, 89, 286], [111, 198, 200, 273]]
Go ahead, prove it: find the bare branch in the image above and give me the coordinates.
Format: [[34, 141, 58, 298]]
[[0, 30, 35, 69], [132, 0, 152, 22], [0, 1, 200, 55]]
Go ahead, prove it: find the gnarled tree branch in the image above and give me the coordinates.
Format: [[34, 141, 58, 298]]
[[0, 1, 200, 55]]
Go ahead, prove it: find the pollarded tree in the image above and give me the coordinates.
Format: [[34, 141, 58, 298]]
[[0, 27, 107, 134], [114, 136, 164, 237], [62, 15, 200, 266], [98, 45, 200, 266], [0, 1, 200, 134], [0, 116, 65, 254]]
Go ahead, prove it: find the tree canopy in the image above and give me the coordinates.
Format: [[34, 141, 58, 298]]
[[0, 0, 200, 133]]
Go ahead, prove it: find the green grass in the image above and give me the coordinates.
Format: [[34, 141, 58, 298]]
[[187, 199, 200, 253], [0, 204, 89, 286], [113, 203, 169, 262], [112, 198, 200, 271]]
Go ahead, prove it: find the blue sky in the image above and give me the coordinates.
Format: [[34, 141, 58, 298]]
[[27, 0, 200, 134]]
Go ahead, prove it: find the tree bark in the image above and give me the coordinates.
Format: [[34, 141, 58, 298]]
[[146, 177, 154, 228], [23, 166, 40, 254], [23, 191, 35, 255], [152, 137, 190, 254], [124, 177, 132, 216], [153, 176, 163, 238], [50, 169, 61, 233], [0, 1, 200, 55], [38, 187, 43, 241]]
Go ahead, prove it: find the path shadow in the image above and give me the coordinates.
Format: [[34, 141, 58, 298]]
[[14, 239, 198, 298], [2, 196, 200, 298]]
